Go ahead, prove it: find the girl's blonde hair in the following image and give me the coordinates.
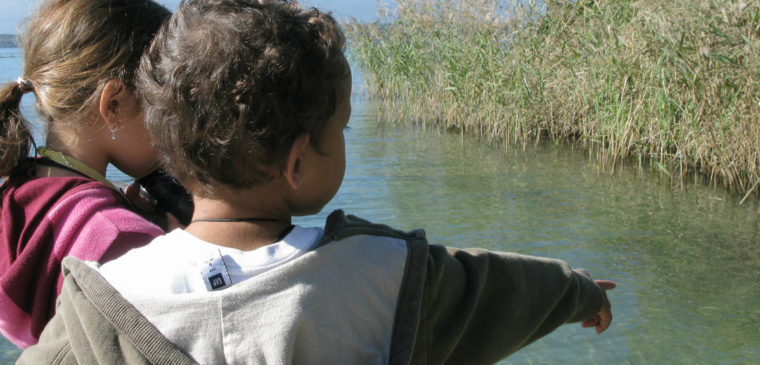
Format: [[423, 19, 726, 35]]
[[0, 0, 170, 176]]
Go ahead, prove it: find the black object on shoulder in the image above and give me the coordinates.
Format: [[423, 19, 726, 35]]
[[137, 169, 194, 226]]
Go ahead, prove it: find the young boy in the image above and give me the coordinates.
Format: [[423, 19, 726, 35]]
[[19, 0, 615, 364]]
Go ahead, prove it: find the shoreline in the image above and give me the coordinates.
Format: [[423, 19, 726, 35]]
[[0, 34, 17, 48], [346, 0, 760, 200]]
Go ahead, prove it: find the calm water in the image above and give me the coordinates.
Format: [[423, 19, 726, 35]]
[[2, 48, 759, 364]]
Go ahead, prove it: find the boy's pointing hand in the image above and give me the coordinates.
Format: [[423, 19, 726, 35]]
[[582, 280, 616, 334]]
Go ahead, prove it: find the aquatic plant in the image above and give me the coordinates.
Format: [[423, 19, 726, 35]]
[[346, 0, 760, 198]]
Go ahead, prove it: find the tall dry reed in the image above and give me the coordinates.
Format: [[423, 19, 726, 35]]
[[346, 0, 760, 198]]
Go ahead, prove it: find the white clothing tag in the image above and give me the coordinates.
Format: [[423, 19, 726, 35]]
[[201, 251, 232, 291]]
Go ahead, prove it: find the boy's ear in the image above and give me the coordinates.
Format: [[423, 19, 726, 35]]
[[98, 79, 128, 130], [283, 133, 311, 190]]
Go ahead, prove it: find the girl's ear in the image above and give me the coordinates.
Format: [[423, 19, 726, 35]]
[[283, 133, 311, 190], [98, 79, 128, 130]]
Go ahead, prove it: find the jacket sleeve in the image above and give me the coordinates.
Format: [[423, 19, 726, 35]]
[[411, 245, 604, 365]]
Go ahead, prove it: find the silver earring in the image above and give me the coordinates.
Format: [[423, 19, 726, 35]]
[[110, 126, 117, 140]]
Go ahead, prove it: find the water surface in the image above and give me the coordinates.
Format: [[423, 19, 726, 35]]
[[302, 100, 759, 364]]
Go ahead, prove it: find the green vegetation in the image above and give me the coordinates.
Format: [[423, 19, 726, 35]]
[[346, 0, 760, 198], [0, 34, 17, 48]]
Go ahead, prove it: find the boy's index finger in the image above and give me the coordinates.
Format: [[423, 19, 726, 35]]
[[594, 280, 617, 290]]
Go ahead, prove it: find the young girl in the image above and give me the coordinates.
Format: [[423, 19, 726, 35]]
[[0, 0, 171, 348]]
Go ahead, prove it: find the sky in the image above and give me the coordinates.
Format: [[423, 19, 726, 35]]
[[0, 0, 382, 34]]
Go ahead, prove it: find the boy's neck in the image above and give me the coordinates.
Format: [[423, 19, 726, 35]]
[[185, 220, 293, 251], [186, 189, 294, 251]]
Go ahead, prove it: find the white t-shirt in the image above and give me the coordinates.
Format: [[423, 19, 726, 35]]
[[99, 225, 323, 295]]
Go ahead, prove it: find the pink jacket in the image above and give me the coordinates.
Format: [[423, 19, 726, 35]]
[[0, 164, 163, 348]]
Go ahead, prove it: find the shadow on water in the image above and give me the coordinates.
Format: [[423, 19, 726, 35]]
[[2, 53, 758, 363]]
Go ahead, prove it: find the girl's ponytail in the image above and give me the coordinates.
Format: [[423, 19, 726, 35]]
[[0, 80, 33, 176]]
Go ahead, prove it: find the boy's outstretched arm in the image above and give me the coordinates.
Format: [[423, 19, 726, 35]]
[[412, 245, 613, 365], [581, 280, 616, 334]]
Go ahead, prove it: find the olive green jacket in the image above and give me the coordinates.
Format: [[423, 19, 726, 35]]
[[18, 210, 604, 364]]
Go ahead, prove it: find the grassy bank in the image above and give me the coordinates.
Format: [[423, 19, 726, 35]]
[[346, 0, 760, 198]]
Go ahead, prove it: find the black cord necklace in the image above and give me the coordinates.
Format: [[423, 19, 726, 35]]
[[190, 218, 295, 243], [190, 217, 283, 224]]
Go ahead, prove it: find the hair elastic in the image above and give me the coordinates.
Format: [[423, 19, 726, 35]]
[[16, 77, 32, 93]]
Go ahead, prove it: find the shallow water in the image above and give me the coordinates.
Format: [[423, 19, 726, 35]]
[[2, 48, 759, 364], [308, 101, 760, 364]]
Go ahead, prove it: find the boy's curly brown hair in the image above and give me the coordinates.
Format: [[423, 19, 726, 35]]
[[138, 0, 349, 195]]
